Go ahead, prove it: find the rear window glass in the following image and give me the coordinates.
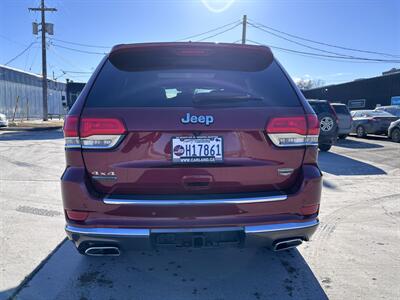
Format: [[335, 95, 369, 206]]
[[332, 105, 349, 114], [309, 102, 331, 114], [85, 60, 300, 108]]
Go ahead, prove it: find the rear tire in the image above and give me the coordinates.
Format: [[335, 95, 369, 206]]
[[391, 128, 400, 143], [356, 126, 367, 138], [338, 134, 348, 140], [319, 144, 332, 152]]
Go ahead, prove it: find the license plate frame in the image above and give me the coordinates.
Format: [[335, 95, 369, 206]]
[[171, 136, 224, 164]]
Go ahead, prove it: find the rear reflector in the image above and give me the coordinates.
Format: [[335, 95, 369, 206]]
[[63, 116, 126, 149], [300, 204, 320, 216], [66, 210, 89, 221], [266, 115, 319, 147]]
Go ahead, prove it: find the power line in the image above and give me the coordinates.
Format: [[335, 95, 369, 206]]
[[49, 42, 107, 55], [247, 39, 400, 64], [60, 70, 93, 74], [248, 22, 358, 59], [4, 42, 38, 65], [176, 19, 241, 42], [48, 46, 91, 72], [49, 37, 111, 49], [248, 18, 400, 59], [0, 34, 27, 47], [29, 45, 40, 71], [248, 22, 400, 63], [196, 23, 242, 42]]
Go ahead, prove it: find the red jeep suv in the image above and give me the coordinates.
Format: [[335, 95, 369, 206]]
[[62, 42, 321, 256]]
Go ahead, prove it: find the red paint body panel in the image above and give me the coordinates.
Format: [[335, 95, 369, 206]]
[[81, 107, 306, 194], [61, 165, 321, 228], [61, 43, 322, 244]]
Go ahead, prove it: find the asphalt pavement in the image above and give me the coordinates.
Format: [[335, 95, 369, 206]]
[[0, 130, 399, 300]]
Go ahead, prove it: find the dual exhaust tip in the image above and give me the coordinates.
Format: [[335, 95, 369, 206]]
[[272, 238, 303, 251], [82, 238, 302, 256]]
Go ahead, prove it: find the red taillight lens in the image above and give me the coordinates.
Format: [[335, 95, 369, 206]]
[[80, 118, 126, 138], [266, 115, 319, 147], [64, 117, 126, 149], [307, 114, 320, 135], [66, 210, 89, 221], [266, 116, 307, 135], [63, 115, 79, 137]]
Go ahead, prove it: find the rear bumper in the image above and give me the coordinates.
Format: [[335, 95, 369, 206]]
[[62, 165, 321, 226], [66, 218, 319, 250]]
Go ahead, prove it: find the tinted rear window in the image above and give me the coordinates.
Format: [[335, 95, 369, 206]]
[[309, 102, 331, 114], [85, 59, 300, 108], [332, 105, 349, 114]]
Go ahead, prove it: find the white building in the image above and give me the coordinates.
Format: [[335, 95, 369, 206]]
[[0, 65, 66, 119]]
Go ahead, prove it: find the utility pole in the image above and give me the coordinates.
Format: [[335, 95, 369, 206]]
[[242, 15, 247, 44], [29, 0, 56, 121]]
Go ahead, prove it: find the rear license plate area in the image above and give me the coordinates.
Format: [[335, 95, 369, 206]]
[[152, 231, 244, 248], [172, 136, 223, 163]]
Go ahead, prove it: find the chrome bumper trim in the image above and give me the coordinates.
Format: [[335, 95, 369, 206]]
[[65, 226, 150, 237], [103, 194, 287, 206], [65, 219, 318, 237], [245, 219, 319, 233]]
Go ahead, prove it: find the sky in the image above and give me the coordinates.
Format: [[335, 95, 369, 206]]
[[1, 0, 399, 85]]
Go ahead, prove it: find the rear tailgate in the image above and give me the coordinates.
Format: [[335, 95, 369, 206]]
[[81, 107, 307, 195], [78, 43, 313, 196]]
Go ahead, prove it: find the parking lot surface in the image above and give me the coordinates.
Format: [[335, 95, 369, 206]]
[[0, 130, 399, 300]]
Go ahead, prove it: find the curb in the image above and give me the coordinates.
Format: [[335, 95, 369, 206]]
[[0, 126, 62, 132]]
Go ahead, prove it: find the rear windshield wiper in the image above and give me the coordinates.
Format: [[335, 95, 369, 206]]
[[193, 93, 264, 105]]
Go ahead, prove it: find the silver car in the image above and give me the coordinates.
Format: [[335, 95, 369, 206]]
[[375, 105, 400, 118], [331, 103, 352, 139]]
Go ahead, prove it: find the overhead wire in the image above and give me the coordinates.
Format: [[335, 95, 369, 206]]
[[49, 42, 107, 55], [195, 23, 242, 42], [248, 23, 400, 63], [176, 19, 241, 42], [248, 18, 400, 59], [49, 37, 111, 49], [4, 42, 38, 66], [247, 39, 399, 64]]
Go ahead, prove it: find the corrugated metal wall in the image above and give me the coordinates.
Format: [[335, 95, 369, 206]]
[[0, 65, 66, 119], [302, 72, 400, 110]]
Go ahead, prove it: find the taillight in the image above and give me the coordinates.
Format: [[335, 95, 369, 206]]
[[63, 115, 80, 148], [266, 115, 319, 147], [63, 116, 126, 149], [80, 118, 126, 137]]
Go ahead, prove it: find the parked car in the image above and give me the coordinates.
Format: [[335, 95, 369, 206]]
[[62, 42, 322, 256], [0, 113, 8, 127], [351, 110, 398, 138], [375, 105, 400, 118], [307, 99, 338, 151], [388, 119, 400, 143], [331, 103, 352, 139]]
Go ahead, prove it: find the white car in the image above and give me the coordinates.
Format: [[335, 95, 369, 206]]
[[0, 113, 9, 127]]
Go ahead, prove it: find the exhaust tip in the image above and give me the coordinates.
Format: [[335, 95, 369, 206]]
[[85, 246, 121, 256], [273, 238, 303, 251]]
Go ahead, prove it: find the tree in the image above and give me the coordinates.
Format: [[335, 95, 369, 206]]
[[295, 78, 325, 90]]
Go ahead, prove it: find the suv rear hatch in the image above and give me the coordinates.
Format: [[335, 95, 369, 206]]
[[69, 43, 318, 195]]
